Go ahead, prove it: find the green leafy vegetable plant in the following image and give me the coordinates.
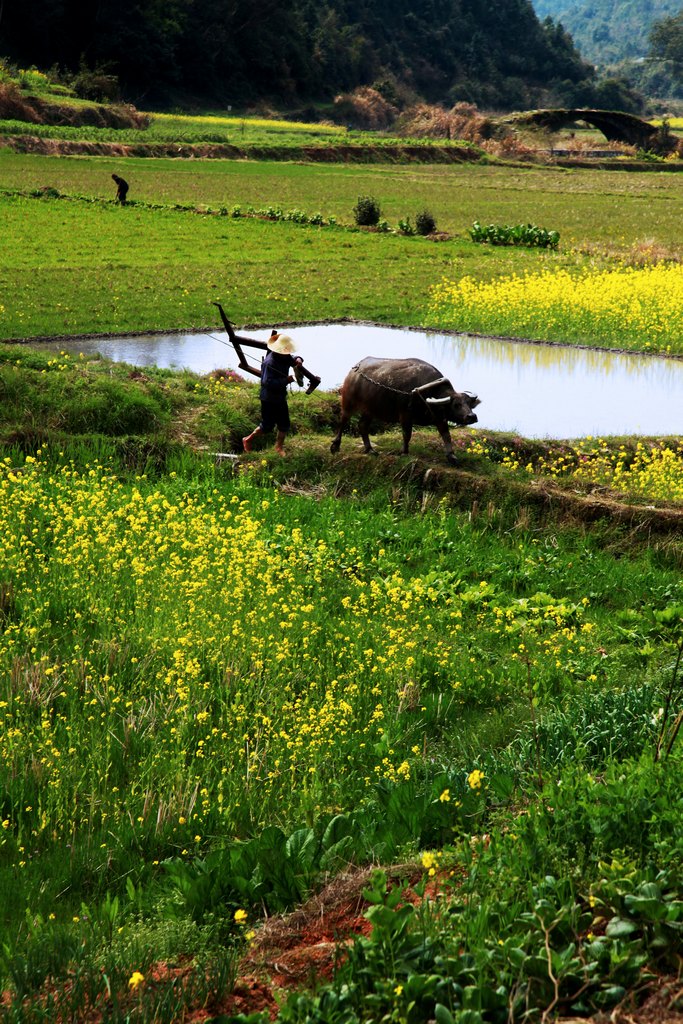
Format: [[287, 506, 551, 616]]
[[470, 221, 560, 248]]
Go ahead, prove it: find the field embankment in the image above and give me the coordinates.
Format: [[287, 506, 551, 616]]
[[5, 130, 683, 172], [0, 134, 486, 163]]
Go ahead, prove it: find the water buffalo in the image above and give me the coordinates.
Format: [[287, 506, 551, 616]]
[[330, 357, 480, 465]]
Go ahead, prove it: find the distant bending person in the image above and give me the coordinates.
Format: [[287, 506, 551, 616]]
[[112, 174, 129, 204]]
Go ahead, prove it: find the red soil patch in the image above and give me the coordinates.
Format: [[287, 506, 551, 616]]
[[184, 977, 278, 1022], [244, 867, 395, 984], [183, 865, 425, 1020], [4, 864, 681, 1022]]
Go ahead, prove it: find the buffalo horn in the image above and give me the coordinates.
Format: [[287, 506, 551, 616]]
[[425, 396, 451, 405], [413, 376, 448, 394]]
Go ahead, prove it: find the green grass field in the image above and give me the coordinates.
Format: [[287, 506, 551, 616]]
[[3, 149, 683, 247], [1, 150, 683, 347]]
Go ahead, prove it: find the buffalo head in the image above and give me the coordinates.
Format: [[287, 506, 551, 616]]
[[421, 384, 480, 426]]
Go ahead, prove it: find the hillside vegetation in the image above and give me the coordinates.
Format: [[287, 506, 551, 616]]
[[531, 0, 683, 107], [0, 0, 596, 112], [532, 0, 681, 62]]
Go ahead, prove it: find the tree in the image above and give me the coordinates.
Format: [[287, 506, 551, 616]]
[[649, 10, 683, 81], [0, 0, 601, 109]]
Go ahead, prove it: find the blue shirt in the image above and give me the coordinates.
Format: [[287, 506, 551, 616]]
[[260, 350, 297, 401]]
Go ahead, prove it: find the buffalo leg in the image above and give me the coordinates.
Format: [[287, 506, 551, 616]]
[[400, 416, 413, 454], [436, 421, 457, 465], [358, 414, 375, 454], [330, 410, 351, 453]]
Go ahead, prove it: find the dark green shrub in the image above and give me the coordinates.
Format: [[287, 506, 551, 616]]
[[353, 195, 381, 227], [70, 61, 120, 102], [415, 209, 437, 235]]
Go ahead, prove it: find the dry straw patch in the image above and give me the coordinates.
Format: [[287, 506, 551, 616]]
[[396, 102, 497, 143], [578, 239, 683, 267], [332, 87, 398, 130], [395, 102, 544, 159]]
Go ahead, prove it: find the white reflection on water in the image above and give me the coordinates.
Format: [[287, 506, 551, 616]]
[[42, 324, 683, 440]]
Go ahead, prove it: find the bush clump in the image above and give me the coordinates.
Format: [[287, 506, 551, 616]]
[[353, 195, 381, 227], [415, 209, 437, 235], [70, 61, 121, 103]]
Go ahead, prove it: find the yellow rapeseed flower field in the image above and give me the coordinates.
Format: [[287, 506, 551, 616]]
[[152, 111, 341, 134], [428, 263, 683, 354], [499, 439, 683, 504], [0, 453, 607, 856]]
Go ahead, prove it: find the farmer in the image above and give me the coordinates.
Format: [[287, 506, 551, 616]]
[[242, 332, 306, 456], [112, 174, 129, 204], [212, 304, 321, 455]]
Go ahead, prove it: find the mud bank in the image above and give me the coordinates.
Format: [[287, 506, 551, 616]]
[[3, 134, 682, 170], [0, 135, 484, 163]]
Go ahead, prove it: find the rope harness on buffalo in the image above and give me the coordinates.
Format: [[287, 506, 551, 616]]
[[351, 365, 452, 410]]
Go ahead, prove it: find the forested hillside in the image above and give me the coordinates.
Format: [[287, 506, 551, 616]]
[[531, 0, 682, 63], [0, 0, 596, 110]]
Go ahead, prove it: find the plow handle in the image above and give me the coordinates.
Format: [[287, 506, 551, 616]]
[[213, 303, 321, 392], [213, 302, 266, 376]]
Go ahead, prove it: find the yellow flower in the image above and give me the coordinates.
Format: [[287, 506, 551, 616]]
[[439, 788, 450, 803], [429, 263, 683, 355], [234, 908, 248, 924], [128, 971, 145, 990], [467, 769, 485, 791]]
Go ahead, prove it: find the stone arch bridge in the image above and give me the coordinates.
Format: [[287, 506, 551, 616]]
[[506, 109, 674, 154]]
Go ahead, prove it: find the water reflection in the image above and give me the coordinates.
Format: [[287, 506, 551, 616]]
[[41, 324, 682, 440]]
